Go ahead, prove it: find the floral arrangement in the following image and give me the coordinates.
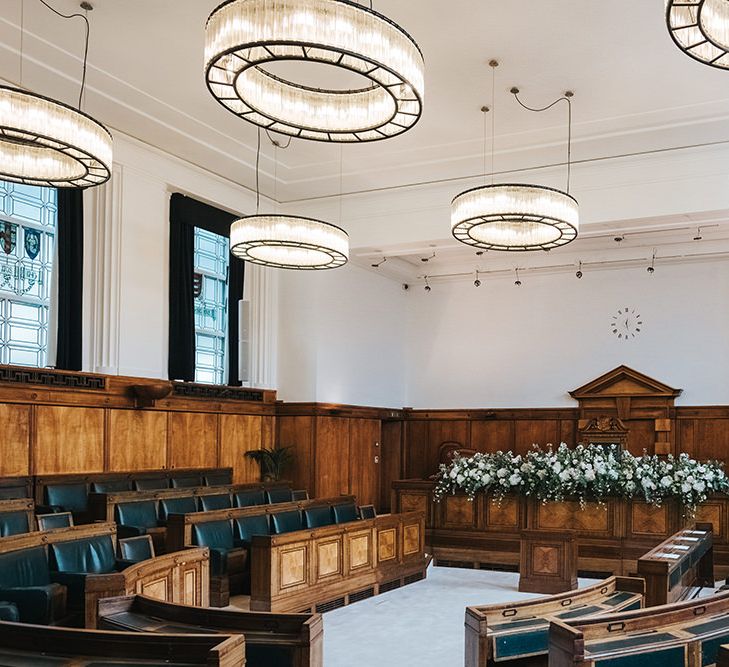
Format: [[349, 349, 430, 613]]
[[433, 443, 729, 514]]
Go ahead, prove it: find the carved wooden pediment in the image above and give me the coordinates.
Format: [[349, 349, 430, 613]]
[[578, 416, 629, 447], [569, 366, 682, 399]]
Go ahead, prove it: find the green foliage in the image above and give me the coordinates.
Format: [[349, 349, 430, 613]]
[[245, 446, 294, 481]]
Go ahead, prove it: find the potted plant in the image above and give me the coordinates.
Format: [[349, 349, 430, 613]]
[[244, 447, 294, 482]]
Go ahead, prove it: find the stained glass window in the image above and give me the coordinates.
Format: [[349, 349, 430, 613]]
[[0, 181, 57, 367], [193, 227, 229, 384]]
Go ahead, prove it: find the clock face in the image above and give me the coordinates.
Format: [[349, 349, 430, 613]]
[[611, 307, 643, 340]]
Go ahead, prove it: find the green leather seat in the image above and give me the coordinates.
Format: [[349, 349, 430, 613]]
[[233, 490, 266, 507], [332, 503, 359, 524], [0, 546, 66, 624], [234, 514, 271, 546], [192, 520, 236, 576], [118, 536, 154, 565], [204, 472, 232, 486], [0, 602, 19, 622], [199, 494, 232, 512], [134, 477, 168, 491], [266, 488, 294, 504], [271, 510, 303, 535], [304, 506, 333, 529], [158, 496, 197, 524], [115, 501, 159, 537], [170, 475, 201, 489], [92, 480, 131, 493], [49, 535, 119, 610], [45, 483, 88, 514], [0, 511, 30, 537]]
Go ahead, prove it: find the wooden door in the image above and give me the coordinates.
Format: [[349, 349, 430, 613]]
[[379, 421, 402, 512], [315, 417, 350, 498], [349, 418, 381, 508]]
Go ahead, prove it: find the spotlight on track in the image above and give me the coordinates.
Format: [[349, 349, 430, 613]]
[[420, 250, 436, 263], [694, 227, 703, 241], [371, 257, 387, 268], [647, 249, 656, 274], [424, 276, 431, 292], [575, 261, 583, 279], [474, 270, 481, 288], [614, 235, 625, 243], [514, 268, 522, 287]]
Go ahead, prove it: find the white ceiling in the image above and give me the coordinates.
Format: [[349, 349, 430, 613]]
[[2, 0, 729, 205]]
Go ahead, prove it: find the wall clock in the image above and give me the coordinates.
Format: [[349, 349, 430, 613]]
[[611, 307, 642, 340]]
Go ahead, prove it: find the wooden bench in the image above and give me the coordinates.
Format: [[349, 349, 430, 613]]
[[167, 495, 356, 605], [0, 522, 209, 628], [34, 467, 233, 523], [638, 526, 714, 606], [549, 590, 729, 667], [0, 497, 35, 536], [464, 575, 645, 666], [0, 619, 244, 665], [98, 594, 323, 667], [251, 510, 428, 613]]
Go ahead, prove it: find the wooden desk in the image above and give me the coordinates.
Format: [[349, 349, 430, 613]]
[[637, 526, 713, 606], [0, 619, 244, 666], [251, 511, 427, 613], [98, 595, 323, 667]]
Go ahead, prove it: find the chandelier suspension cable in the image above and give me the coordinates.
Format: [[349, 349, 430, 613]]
[[255, 128, 261, 215], [490, 60, 497, 185], [19, 0, 24, 87], [511, 88, 574, 194], [36, 0, 90, 109], [339, 145, 343, 224]]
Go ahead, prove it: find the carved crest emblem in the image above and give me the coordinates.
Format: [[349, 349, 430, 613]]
[[24, 228, 40, 260], [0, 221, 17, 255]]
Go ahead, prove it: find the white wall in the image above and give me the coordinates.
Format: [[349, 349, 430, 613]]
[[403, 259, 729, 408], [277, 263, 408, 408]]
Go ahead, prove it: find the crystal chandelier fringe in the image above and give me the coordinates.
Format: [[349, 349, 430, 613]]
[[229, 129, 349, 270], [204, 0, 424, 142], [451, 76, 579, 252], [666, 0, 729, 69], [0, 0, 112, 188]]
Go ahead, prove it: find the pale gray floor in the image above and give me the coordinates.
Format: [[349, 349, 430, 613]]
[[322, 565, 599, 667]]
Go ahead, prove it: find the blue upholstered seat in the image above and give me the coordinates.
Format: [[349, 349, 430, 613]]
[[266, 488, 294, 504], [0, 602, 19, 622], [304, 506, 333, 529], [37, 512, 73, 531], [158, 496, 198, 524], [134, 477, 168, 491], [204, 472, 232, 486], [115, 501, 159, 537], [192, 520, 235, 576], [49, 534, 119, 610], [118, 536, 154, 565], [45, 483, 88, 514], [199, 494, 232, 512], [271, 510, 303, 535], [0, 546, 66, 624], [234, 514, 271, 546], [0, 511, 30, 537], [91, 480, 131, 493], [170, 475, 201, 489], [233, 490, 265, 507], [332, 503, 359, 524]]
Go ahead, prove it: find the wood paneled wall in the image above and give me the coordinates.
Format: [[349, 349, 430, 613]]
[[0, 368, 275, 484]]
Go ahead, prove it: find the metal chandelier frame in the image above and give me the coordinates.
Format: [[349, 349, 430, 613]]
[[204, 0, 424, 142], [666, 0, 729, 70]]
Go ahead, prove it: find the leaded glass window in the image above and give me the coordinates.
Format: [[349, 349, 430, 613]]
[[0, 181, 56, 367], [193, 227, 229, 384]]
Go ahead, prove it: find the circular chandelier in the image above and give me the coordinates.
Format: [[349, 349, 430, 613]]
[[666, 0, 729, 69], [204, 0, 424, 142], [230, 214, 349, 269], [451, 184, 579, 251], [0, 85, 112, 188]]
